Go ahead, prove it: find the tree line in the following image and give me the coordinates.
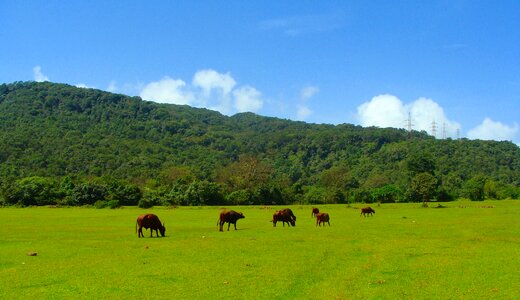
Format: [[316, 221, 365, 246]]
[[0, 82, 518, 207]]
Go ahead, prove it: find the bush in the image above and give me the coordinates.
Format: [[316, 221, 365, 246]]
[[436, 188, 454, 202], [106, 200, 120, 209], [183, 181, 224, 206], [226, 189, 255, 205], [57, 196, 78, 206], [72, 182, 107, 205], [94, 200, 107, 209], [370, 185, 401, 203], [302, 186, 328, 204], [463, 175, 486, 201], [5, 177, 62, 206], [138, 198, 155, 209]]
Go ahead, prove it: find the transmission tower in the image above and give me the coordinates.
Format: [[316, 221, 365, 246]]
[[431, 120, 437, 138], [404, 111, 414, 131]]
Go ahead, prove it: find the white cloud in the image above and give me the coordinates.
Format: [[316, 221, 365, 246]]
[[140, 76, 194, 105], [192, 69, 236, 97], [33, 66, 49, 82], [297, 105, 312, 120], [301, 86, 319, 100], [233, 86, 263, 113], [357, 94, 406, 128], [467, 118, 519, 141], [107, 81, 118, 92], [138, 69, 264, 116], [76, 83, 95, 89], [357, 94, 461, 138]]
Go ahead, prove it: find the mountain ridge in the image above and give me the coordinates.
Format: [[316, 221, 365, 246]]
[[0, 81, 518, 205]]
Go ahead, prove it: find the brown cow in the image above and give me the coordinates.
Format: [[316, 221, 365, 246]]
[[311, 207, 319, 218], [136, 214, 166, 238], [360, 207, 375, 217], [272, 208, 296, 227], [316, 212, 330, 226], [218, 209, 245, 231]]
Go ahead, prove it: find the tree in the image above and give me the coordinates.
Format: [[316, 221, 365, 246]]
[[407, 173, 438, 206], [72, 181, 107, 205], [217, 155, 273, 191], [183, 180, 224, 206], [5, 177, 61, 206], [406, 152, 436, 176], [370, 184, 402, 203], [463, 175, 486, 201]]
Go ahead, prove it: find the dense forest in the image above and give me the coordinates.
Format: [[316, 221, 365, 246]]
[[0, 81, 518, 207]]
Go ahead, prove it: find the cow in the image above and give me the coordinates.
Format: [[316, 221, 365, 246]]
[[272, 208, 296, 227], [316, 212, 330, 227], [311, 207, 320, 218], [217, 209, 245, 232], [360, 207, 375, 217], [136, 214, 166, 238]]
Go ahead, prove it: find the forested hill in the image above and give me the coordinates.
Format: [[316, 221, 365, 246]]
[[0, 81, 518, 206]]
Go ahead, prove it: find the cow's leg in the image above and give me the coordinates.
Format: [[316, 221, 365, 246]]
[[234, 222, 237, 230], [138, 227, 143, 238], [227, 222, 231, 231]]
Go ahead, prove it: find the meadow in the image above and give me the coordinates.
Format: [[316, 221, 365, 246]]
[[0, 201, 518, 299]]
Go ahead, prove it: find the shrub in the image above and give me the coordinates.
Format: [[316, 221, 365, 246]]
[[106, 200, 120, 209], [138, 198, 155, 209], [72, 182, 107, 205], [94, 200, 107, 209]]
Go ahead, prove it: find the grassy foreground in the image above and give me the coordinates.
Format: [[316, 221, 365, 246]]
[[0, 201, 518, 299]]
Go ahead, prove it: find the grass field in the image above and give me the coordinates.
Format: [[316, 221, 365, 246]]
[[0, 200, 519, 299]]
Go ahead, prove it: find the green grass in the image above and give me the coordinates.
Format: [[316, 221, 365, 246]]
[[0, 201, 519, 299]]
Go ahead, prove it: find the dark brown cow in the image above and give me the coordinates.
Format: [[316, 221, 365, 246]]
[[316, 212, 330, 226], [360, 207, 375, 217], [136, 214, 166, 238], [218, 209, 245, 232], [311, 207, 320, 218], [272, 208, 296, 227]]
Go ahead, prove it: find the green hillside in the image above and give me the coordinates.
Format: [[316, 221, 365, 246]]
[[0, 81, 518, 206]]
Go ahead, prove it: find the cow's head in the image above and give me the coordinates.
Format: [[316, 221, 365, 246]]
[[160, 223, 166, 237], [290, 219, 296, 226], [238, 212, 245, 219]]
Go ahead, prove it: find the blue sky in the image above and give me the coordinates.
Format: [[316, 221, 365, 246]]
[[1, 1, 519, 144]]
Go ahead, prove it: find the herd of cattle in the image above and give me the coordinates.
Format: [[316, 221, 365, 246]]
[[135, 206, 375, 237]]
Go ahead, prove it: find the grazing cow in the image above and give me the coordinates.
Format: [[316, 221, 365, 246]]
[[316, 212, 330, 227], [272, 208, 297, 227], [311, 207, 320, 218], [360, 207, 375, 217], [218, 209, 245, 232], [136, 214, 166, 238]]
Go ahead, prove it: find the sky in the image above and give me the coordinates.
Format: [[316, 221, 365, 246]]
[[1, 1, 519, 144]]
